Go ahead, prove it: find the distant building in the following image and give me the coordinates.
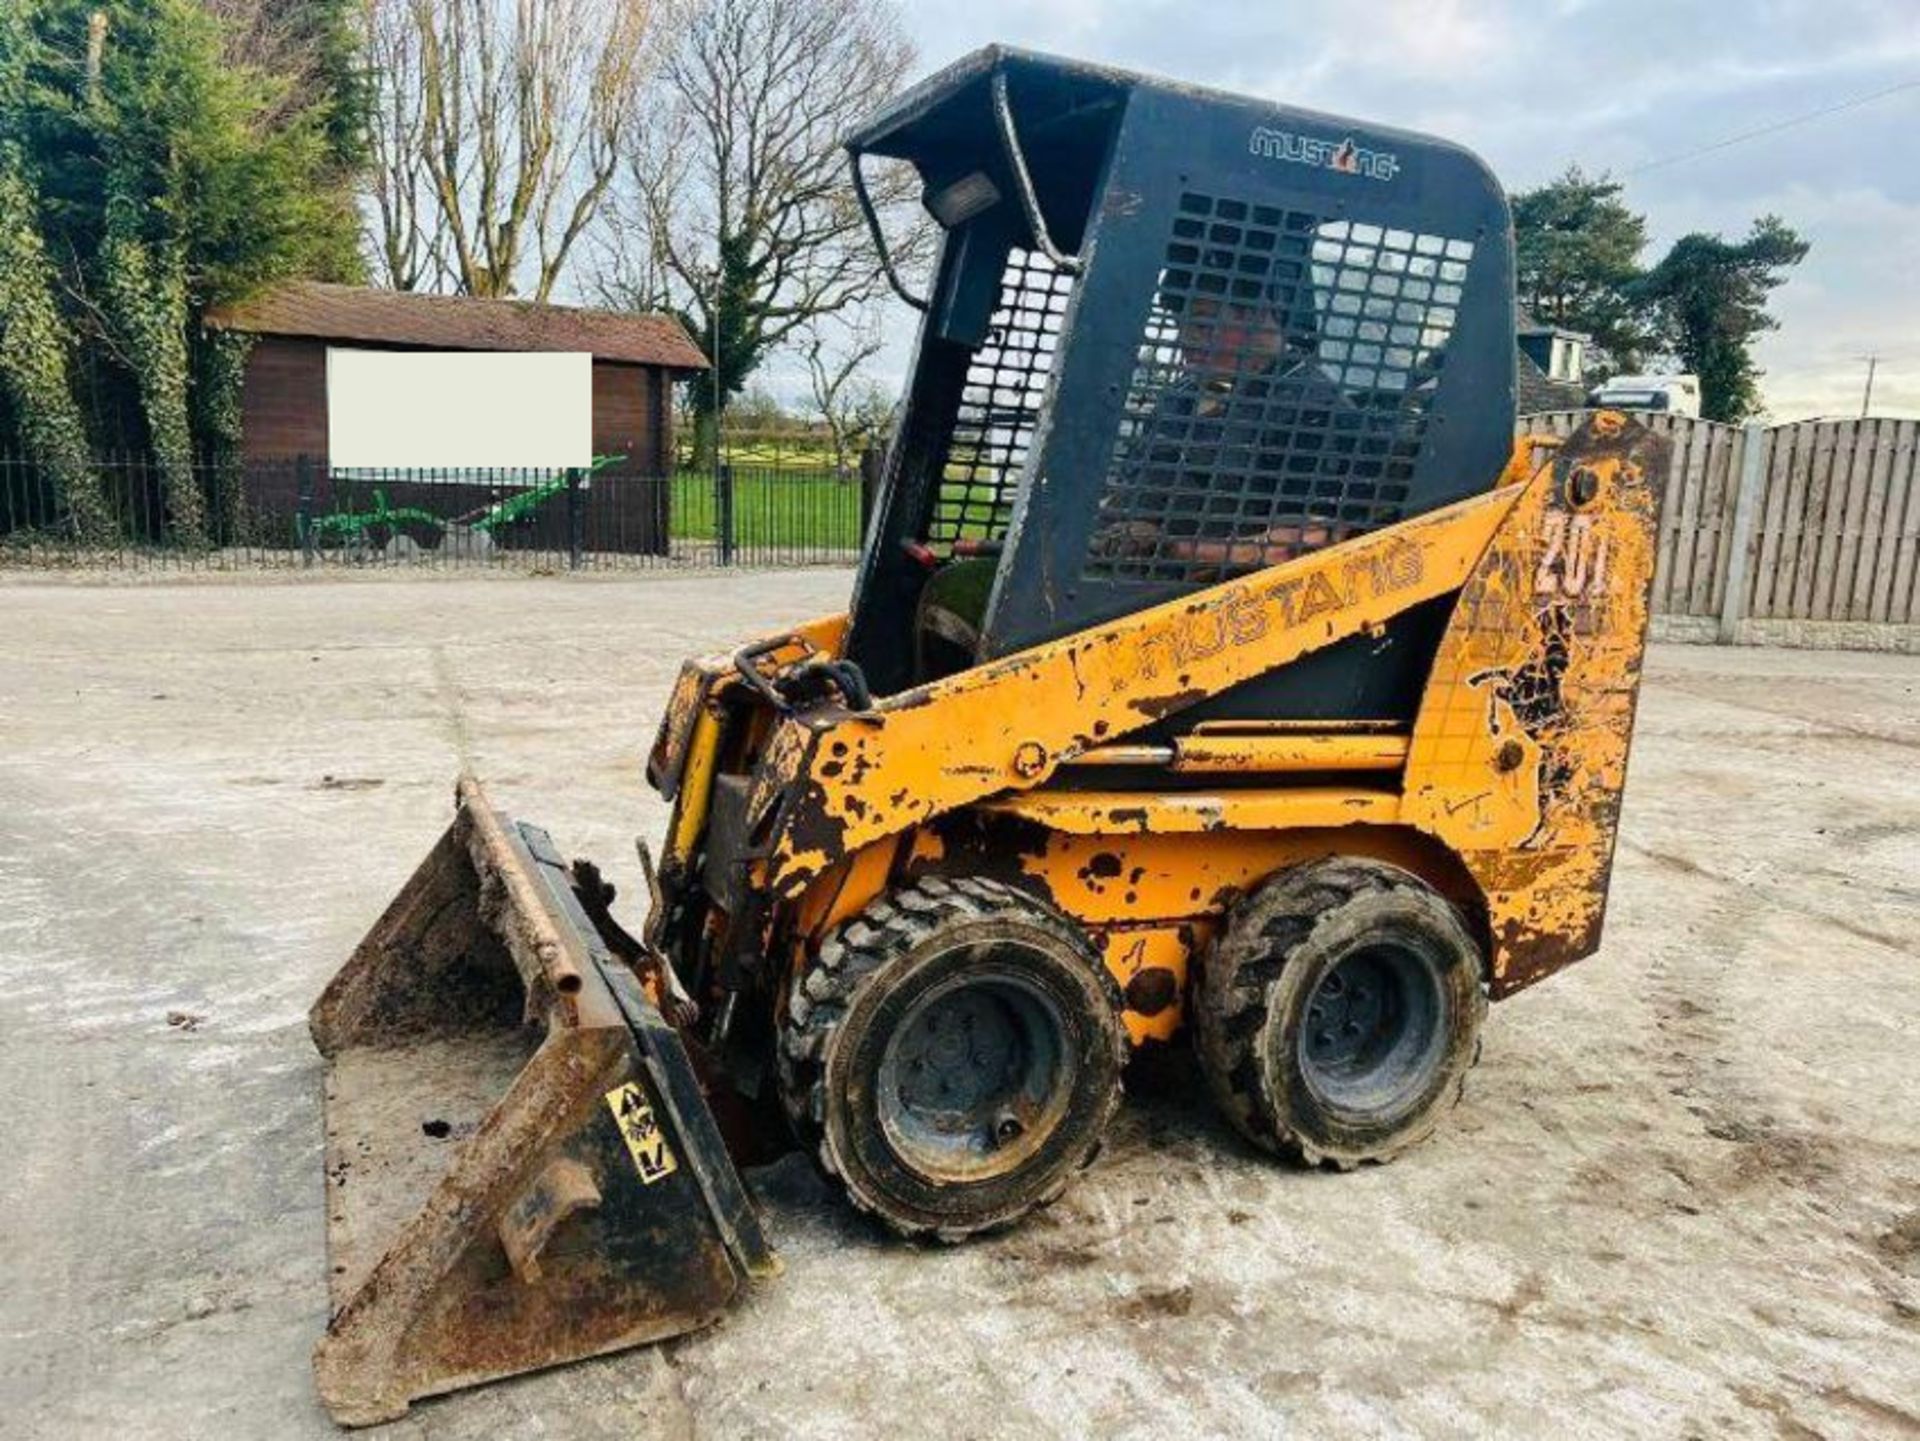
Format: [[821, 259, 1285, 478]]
[[1516, 309, 1589, 415], [204, 283, 707, 555], [205, 282, 707, 470]]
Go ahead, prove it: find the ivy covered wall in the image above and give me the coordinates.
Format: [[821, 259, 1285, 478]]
[[0, 0, 363, 543]]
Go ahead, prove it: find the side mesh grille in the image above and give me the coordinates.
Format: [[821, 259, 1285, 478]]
[[929, 249, 1074, 545]]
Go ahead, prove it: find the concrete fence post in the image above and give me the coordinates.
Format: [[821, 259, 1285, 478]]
[[1717, 422, 1769, 644]]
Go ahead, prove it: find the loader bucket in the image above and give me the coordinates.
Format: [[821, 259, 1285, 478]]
[[309, 776, 776, 1426]]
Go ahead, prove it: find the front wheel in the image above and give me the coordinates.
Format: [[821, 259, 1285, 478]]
[[1195, 858, 1486, 1169], [777, 876, 1126, 1240]]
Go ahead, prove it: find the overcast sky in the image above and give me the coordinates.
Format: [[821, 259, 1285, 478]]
[[814, 0, 1920, 420]]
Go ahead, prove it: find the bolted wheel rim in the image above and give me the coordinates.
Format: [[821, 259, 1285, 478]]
[[875, 959, 1072, 1185], [1296, 944, 1445, 1118]]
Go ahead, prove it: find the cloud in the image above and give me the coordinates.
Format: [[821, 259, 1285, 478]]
[[1743, 185, 1920, 417], [856, 0, 1920, 418]]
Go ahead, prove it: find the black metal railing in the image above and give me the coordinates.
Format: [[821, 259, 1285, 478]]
[[0, 451, 874, 571]]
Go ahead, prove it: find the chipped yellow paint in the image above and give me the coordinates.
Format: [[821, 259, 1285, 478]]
[[1061, 732, 1411, 772], [647, 612, 849, 800], [763, 486, 1520, 901], [663, 707, 722, 877], [1501, 431, 1561, 489], [1172, 731, 1410, 773], [1095, 926, 1202, 1043], [1402, 414, 1667, 992], [659, 414, 1664, 1041], [980, 787, 1399, 834]]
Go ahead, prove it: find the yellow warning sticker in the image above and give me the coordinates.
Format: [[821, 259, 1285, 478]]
[[604, 1081, 678, 1185]]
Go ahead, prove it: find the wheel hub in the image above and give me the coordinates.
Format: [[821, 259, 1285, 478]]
[[893, 988, 1019, 1116], [1305, 956, 1394, 1070], [1298, 944, 1444, 1114], [877, 963, 1068, 1184]]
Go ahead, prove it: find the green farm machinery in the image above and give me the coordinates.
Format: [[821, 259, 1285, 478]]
[[302, 457, 619, 561]]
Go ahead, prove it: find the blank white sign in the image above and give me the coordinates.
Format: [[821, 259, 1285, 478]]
[[326, 349, 592, 470]]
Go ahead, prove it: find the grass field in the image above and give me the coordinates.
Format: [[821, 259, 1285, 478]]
[[668, 467, 865, 550]]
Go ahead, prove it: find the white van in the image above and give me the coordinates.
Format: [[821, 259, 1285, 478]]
[[1587, 374, 1702, 419]]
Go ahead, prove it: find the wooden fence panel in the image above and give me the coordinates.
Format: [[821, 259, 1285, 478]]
[[1818, 421, 1867, 622], [1642, 416, 1685, 606], [1717, 423, 1771, 639], [1863, 418, 1896, 620], [1791, 421, 1838, 620], [1849, 418, 1895, 621], [1886, 421, 1920, 625], [1721, 424, 1764, 619], [1646, 414, 1687, 611], [1752, 419, 1796, 621], [1851, 421, 1890, 620], [1822, 421, 1862, 617], [1669, 417, 1710, 613], [1810, 422, 1850, 620], [1847, 420, 1893, 620], [1759, 420, 1802, 619], [1688, 421, 1732, 616], [1769, 418, 1811, 619]]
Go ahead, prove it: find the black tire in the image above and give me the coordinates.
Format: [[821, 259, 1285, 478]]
[[777, 876, 1126, 1240], [1195, 858, 1486, 1169]]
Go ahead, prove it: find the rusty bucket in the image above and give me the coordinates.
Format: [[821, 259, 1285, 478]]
[[309, 776, 775, 1426]]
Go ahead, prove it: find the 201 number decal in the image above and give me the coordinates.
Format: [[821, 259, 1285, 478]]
[[1535, 512, 1609, 599]]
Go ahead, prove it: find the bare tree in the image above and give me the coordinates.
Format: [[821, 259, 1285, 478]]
[[600, 0, 926, 453], [367, 0, 658, 298], [362, 0, 445, 289], [801, 311, 889, 473]]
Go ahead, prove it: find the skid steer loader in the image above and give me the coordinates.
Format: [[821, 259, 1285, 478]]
[[309, 46, 1669, 1424]]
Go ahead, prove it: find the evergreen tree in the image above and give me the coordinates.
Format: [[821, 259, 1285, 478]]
[[0, 4, 111, 540], [1512, 167, 1655, 373], [1512, 168, 1810, 420], [3, 0, 365, 540], [1638, 217, 1810, 423]]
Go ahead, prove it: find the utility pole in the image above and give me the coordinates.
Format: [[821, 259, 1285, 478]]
[[1861, 354, 1878, 418], [702, 263, 724, 474], [711, 287, 722, 462], [703, 263, 734, 565]]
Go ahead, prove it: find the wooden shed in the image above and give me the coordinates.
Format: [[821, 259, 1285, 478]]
[[205, 282, 706, 469], [203, 284, 705, 556]]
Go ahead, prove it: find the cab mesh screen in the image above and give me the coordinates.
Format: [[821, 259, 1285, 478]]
[[929, 248, 1074, 544], [1085, 192, 1475, 583]]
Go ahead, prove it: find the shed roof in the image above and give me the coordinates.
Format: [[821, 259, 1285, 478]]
[[1517, 347, 1588, 415], [206, 282, 707, 371]]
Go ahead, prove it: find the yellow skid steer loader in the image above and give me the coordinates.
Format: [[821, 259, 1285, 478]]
[[309, 47, 1668, 1425]]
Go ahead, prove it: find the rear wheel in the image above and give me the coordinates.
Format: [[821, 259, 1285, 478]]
[[777, 876, 1126, 1240], [1195, 858, 1485, 1169]]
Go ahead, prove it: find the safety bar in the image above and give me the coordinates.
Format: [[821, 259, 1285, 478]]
[[851, 153, 929, 313], [848, 64, 1088, 316], [989, 70, 1084, 276]]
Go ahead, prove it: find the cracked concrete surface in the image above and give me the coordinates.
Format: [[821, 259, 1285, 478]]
[[1, 575, 1917, 1440]]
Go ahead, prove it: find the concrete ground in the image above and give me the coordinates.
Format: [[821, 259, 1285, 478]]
[[2, 573, 1917, 1441]]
